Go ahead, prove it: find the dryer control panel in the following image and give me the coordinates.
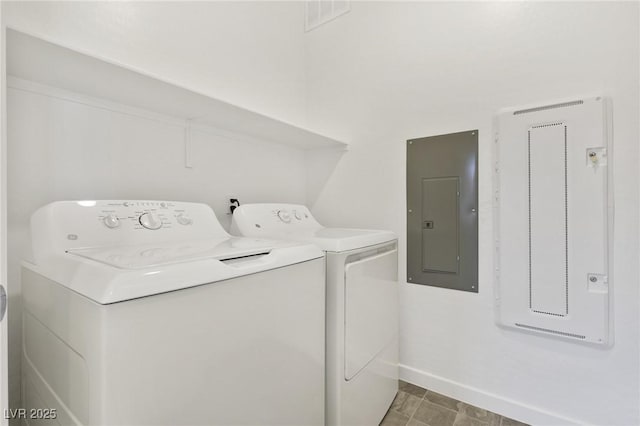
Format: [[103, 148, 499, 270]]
[[30, 200, 228, 261], [231, 203, 397, 253], [231, 203, 323, 235]]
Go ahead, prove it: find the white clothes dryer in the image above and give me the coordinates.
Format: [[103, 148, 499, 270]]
[[231, 203, 398, 426], [22, 200, 326, 426]]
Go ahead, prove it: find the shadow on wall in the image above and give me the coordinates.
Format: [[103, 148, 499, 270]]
[[305, 147, 347, 208]]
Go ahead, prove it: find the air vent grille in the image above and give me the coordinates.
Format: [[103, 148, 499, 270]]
[[514, 100, 584, 115], [515, 323, 586, 340], [305, 0, 350, 32], [528, 123, 569, 317]]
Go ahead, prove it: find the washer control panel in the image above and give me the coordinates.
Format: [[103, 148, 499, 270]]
[[93, 201, 197, 231], [31, 200, 228, 259]]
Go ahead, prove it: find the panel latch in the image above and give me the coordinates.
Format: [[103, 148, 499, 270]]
[[587, 273, 608, 293], [586, 148, 607, 168]]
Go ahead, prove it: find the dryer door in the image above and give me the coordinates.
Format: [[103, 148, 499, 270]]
[[344, 243, 398, 380]]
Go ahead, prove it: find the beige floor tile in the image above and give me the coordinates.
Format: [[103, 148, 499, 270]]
[[423, 391, 461, 411], [413, 400, 457, 426], [391, 391, 409, 409], [453, 413, 488, 426], [488, 414, 501, 426], [380, 409, 410, 426], [391, 391, 423, 417], [500, 417, 529, 426], [458, 402, 501, 425], [399, 380, 427, 398], [407, 419, 429, 426]]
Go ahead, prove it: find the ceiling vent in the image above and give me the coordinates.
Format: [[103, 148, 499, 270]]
[[305, 0, 350, 32]]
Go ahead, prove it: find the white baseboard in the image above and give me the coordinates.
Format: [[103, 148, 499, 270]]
[[399, 364, 582, 426]]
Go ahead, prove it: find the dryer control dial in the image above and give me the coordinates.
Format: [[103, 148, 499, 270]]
[[277, 210, 291, 223], [139, 212, 162, 230], [103, 214, 120, 229], [293, 210, 303, 221], [176, 213, 193, 226]]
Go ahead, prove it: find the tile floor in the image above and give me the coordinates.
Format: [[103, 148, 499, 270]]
[[380, 381, 529, 426]]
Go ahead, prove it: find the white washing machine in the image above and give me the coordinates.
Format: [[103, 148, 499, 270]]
[[22, 200, 326, 426], [231, 204, 398, 426]]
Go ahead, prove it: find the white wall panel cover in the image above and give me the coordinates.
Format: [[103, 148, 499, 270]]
[[495, 97, 611, 345]]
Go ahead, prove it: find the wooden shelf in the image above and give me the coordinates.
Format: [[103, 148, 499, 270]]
[[6, 29, 348, 150]]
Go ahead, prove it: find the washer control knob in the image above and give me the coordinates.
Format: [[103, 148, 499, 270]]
[[293, 210, 303, 220], [103, 214, 120, 229], [176, 213, 193, 226], [277, 210, 291, 223], [139, 212, 162, 230]]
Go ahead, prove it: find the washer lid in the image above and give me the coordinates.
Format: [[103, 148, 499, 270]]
[[67, 237, 275, 270], [25, 237, 323, 305]]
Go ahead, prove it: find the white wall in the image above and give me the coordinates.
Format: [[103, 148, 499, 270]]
[[304, 2, 639, 425], [3, 1, 307, 125], [2, 1, 310, 416]]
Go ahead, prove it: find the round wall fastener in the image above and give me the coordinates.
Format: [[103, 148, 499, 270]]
[[589, 276, 598, 283]]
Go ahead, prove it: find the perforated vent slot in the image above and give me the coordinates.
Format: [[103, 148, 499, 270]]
[[528, 122, 568, 317], [513, 100, 584, 115], [515, 323, 586, 340]]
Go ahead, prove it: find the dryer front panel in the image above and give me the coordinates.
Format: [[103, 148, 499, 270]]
[[344, 243, 398, 380]]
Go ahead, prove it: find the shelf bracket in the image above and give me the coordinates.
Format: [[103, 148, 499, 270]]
[[184, 119, 193, 169]]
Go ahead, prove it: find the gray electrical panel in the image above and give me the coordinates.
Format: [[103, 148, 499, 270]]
[[407, 130, 478, 292]]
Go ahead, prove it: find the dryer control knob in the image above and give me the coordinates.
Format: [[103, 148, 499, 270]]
[[277, 210, 291, 223], [139, 212, 162, 230], [103, 214, 120, 229], [293, 210, 303, 220], [176, 213, 193, 226]]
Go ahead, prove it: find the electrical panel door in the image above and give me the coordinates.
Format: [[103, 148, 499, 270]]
[[407, 130, 478, 292], [421, 177, 459, 274]]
